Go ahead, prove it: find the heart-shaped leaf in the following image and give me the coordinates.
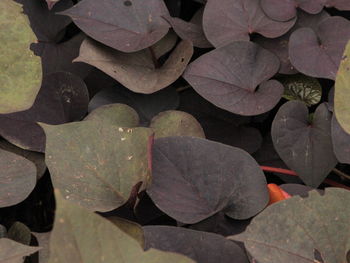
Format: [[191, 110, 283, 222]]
[[332, 115, 350, 164], [0, 72, 89, 152], [230, 188, 350, 263], [143, 226, 249, 263], [48, 190, 195, 263], [203, 0, 296, 48], [41, 121, 153, 212], [289, 16, 350, 80], [0, 238, 40, 263], [147, 137, 269, 224], [150, 110, 205, 138], [271, 101, 337, 187], [61, 0, 170, 52], [0, 149, 37, 208], [0, 0, 42, 114], [183, 41, 283, 116], [75, 37, 192, 94]]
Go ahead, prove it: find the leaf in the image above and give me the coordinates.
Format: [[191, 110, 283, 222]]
[[143, 226, 249, 263], [271, 101, 337, 187], [84, 104, 139, 127], [289, 16, 350, 80], [183, 41, 283, 116], [7, 222, 31, 246], [260, 0, 324, 22], [150, 110, 205, 138], [332, 115, 350, 164], [46, 0, 61, 10], [0, 0, 42, 114], [324, 0, 350, 10], [33, 232, 51, 263], [0, 238, 40, 263], [60, 0, 171, 52], [75, 37, 193, 94], [280, 74, 322, 106], [334, 40, 350, 134], [202, 0, 296, 48], [107, 217, 144, 247], [48, 190, 195, 263], [0, 72, 89, 152], [229, 188, 350, 263], [41, 121, 153, 212], [0, 149, 37, 208], [147, 137, 269, 224]]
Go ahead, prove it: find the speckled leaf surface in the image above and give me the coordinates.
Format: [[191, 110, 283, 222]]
[[0, 0, 42, 114], [48, 190, 195, 263], [0, 238, 40, 263], [41, 121, 153, 212], [0, 149, 37, 208], [230, 188, 350, 263]]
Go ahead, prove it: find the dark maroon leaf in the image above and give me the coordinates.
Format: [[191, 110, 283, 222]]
[[203, 0, 296, 48], [183, 41, 283, 116], [0, 72, 89, 152], [261, 0, 324, 22], [31, 33, 92, 78], [271, 101, 337, 187], [60, 0, 171, 52], [279, 183, 318, 197], [324, 0, 350, 10], [147, 137, 269, 224], [289, 16, 350, 80], [332, 115, 350, 164], [143, 226, 249, 263]]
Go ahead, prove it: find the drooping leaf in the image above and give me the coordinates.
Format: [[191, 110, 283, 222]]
[[230, 188, 350, 263], [280, 74, 322, 106], [75, 37, 192, 94], [143, 226, 249, 263], [202, 0, 296, 48], [271, 101, 337, 187], [260, 0, 323, 22], [7, 222, 31, 246], [289, 16, 350, 80], [0, 238, 40, 263], [0, 72, 89, 152], [147, 137, 269, 224], [0, 0, 42, 114], [334, 40, 350, 134], [183, 41, 283, 116], [0, 149, 37, 208], [332, 115, 350, 164], [150, 110, 205, 138], [84, 103, 139, 127], [107, 217, 144, 247], [41, 121, 153, 212], [60, 0, 171, 52], [48, 190, 195, 263]]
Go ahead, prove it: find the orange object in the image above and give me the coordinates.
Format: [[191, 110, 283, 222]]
[[267, 183, 291, 205]]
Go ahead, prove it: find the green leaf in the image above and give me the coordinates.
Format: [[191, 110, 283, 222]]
[[335, 40, 350, 134], [229, 188, 350, 263], [150, 110, 205, 138], [48, 190, 195, 263], [0, 238, 40, 263], [0, 0, 42, 114], [40, 121, 153, 212], [107, 217, 144, 247]]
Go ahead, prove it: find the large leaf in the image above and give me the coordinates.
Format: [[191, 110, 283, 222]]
[[75, 37, 193, 94], [230, 188, 350, 263], [41, 121, 153, 212], [48, 190, 195, 263], [202, 0, 296, 48], [334, 40, 350, 134], [0, 238, 40, 263], [271, 101, 337, 187], [143, 226, 249, 263], [331, 115, 350, 164], [0, 72, 89, 152], [0, 0, 42, 114], [183, 41, 283, 116], [61, 0, 170, 52], [147, 137, 269, 224], [0, 149, 37, 208], [289, 16, 350, 80]]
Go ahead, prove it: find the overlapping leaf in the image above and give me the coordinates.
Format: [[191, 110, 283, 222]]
[[183, 41, 283, 116], [147, 137, 269, 224], [0, 238, 40, 263], [332, 115, 350, 164]]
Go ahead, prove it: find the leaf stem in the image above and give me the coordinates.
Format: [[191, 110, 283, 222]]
[[332, 167, 350, 181], [176, 85, 192, 93]]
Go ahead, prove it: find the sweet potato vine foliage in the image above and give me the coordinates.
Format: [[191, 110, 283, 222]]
[[1, 0, 350, 262]]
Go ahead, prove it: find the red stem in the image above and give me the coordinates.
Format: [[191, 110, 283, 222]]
[[260, 166, 350, 191]]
